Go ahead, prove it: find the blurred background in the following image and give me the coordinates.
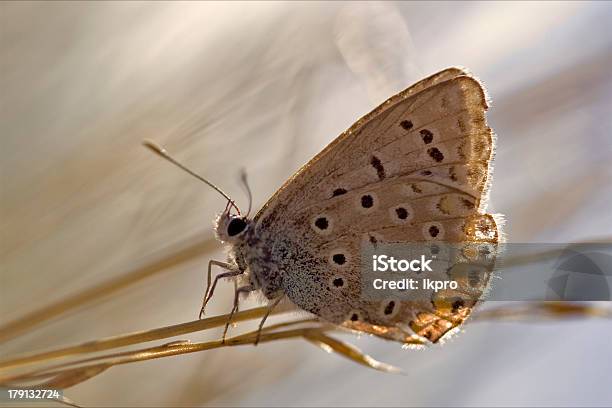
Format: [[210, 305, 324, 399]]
[[1, 1, 611, 406]]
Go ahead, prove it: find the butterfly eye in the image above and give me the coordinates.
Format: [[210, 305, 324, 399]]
[[227, 217, 247, 237]]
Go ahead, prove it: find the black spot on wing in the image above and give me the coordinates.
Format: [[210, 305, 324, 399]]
[[370, 155, 386, 180], [332, 188, 347, 197]]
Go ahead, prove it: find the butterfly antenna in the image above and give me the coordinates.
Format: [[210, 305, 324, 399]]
[[143, 140, 240, 214], [239, 168, 253, 217]]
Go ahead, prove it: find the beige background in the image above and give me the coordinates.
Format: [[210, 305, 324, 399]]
[[1, 1, 611, 406]]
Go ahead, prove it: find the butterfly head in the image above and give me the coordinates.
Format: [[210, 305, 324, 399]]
[[215, 212, 251, 243]]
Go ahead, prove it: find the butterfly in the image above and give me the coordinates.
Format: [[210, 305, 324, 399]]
[[146, 67, 500, 346]]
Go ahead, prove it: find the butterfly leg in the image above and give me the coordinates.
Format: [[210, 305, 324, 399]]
[[232, 279, 240, 314], [199, 260, 242, 319], [254, 295, 284, 346], [222, 284, 256, 343]]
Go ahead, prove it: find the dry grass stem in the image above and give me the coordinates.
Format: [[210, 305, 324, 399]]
[[0, 311, 403, 392], [3, 301, 610, 393], [0, 236, 218, 344], [474, 301, 612, 321], [0, 306, 287, 371]]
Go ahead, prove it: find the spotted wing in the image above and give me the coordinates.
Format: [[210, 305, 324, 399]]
[[254, 68, 500, 344]]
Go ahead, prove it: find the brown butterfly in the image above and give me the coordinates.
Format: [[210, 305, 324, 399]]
[[148, 67, 500, 345]]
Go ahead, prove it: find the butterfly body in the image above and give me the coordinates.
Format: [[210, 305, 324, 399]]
[[217, 214, 329, 303], [214, 67, 500, 345]]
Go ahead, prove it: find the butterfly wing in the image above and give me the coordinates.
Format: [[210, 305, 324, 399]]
[[254, 68, 499, 344], [255, 67, 472, 222]]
